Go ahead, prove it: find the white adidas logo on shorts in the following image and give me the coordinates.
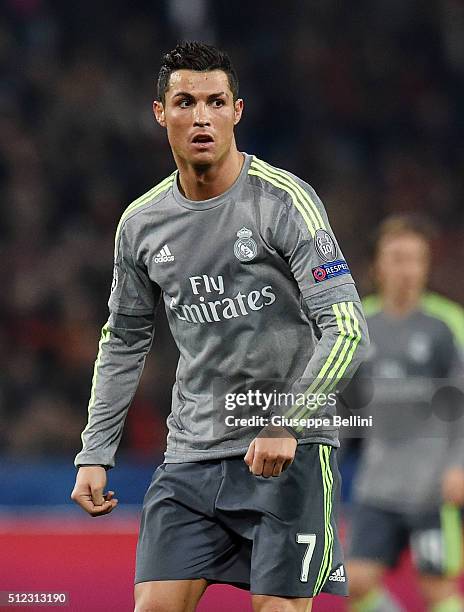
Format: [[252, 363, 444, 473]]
[[328, 565, 346, 582], [154, 244, 175, 263]]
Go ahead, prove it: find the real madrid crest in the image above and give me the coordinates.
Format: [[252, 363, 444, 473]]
[[234, 227, 257, 262]]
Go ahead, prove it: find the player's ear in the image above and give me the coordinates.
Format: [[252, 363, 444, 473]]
[[153, 100, 166, 127], [233, 98, 244, 125]]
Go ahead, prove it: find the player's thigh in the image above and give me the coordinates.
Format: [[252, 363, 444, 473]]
[[251, 594, 312, 612], [136, 461, 238, 585], [244, 444, 346, 599], [134, 578, 209, 612]]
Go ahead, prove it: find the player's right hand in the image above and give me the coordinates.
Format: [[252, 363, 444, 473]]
[[71, 466, 118, 517]]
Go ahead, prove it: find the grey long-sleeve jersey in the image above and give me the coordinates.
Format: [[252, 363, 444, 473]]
[[352, 293, 464, 513], [75, 153, 369, 468]]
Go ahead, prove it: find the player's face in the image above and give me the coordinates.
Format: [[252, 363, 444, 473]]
[[153, 69, 243, 167], [375, 232, 430, 297]]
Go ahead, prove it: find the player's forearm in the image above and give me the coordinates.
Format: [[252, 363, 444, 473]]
[[74, 312, 155, 469], [278, 288, 369, 436], [298, 298, 369, 391]]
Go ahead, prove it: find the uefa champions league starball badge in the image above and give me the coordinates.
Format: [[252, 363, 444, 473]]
[[234, 227, 258, 262]]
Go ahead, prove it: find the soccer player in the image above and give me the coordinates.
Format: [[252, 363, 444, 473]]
[[346, 215, 464, 612], [71, 42, 369, 612]]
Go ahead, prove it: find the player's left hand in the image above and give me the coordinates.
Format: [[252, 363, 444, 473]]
[[244, 425, 297, 478], [442, 467, 464, 506]]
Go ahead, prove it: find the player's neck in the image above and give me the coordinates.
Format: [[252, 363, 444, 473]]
[[176, 147, 244, 201], [381, 290, 422, 318]]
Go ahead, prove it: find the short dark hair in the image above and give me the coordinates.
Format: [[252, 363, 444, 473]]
[[157, 41, 239, 104]]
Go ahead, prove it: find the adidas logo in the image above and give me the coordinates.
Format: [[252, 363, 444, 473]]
[[154, 244, 175, 263], [328, 565, 346, 582]]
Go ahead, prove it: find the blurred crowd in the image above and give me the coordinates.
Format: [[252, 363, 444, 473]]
[[1, 0, 463, 461]]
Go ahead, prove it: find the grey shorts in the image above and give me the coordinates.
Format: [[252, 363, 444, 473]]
[[347, 502, 464, 576], [135, 442, 348, 598]]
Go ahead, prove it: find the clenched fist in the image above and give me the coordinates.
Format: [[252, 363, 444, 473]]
[[71, 466, 118, 517], [244, 425, 297, 477]]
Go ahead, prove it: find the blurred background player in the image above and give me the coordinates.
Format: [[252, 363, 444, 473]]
[[345, 214, 464, 612]]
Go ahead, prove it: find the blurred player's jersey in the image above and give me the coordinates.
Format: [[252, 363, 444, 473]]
[[353, 294, 464, 513], [76, 153, 367, 465]]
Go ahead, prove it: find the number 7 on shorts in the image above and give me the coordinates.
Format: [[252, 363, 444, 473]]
[[296, 533, 317, 582]]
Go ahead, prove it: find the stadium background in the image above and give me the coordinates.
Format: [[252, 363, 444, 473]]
[[1, 0, 463, 609]]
